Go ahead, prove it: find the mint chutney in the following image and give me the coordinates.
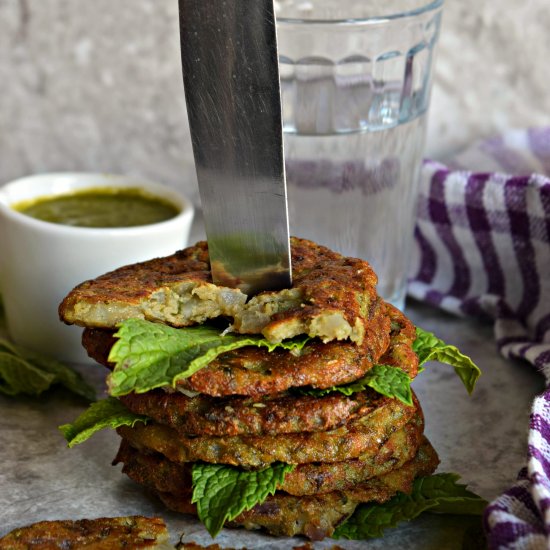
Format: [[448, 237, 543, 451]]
[[12, 187, 180, 228]]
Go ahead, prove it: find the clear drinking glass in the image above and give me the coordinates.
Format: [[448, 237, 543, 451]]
[[276, 0, 444, 309]]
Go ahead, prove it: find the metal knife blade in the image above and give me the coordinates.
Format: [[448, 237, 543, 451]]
[[178, 0, 292, 295]]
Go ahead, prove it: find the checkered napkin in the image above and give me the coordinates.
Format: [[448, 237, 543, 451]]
[[408, 128, 550, 549]]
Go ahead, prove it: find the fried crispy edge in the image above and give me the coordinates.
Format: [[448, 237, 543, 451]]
[[116, 394, 417, 468], [119, 389, 386, 437], [0, 516, 170, 549]]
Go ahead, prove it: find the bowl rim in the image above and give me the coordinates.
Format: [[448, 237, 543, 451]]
[[0, 172, 194, 236]]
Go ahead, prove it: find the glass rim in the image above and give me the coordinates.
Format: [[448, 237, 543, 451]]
[[276, 0, 444, 25]]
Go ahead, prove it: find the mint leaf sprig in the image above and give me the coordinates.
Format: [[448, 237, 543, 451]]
[[300, 327, 481, 405], [59, 397, 148, 447], [191, 462, 294, 538], [108, 319, 309, 397], [0, 338, 96, 401], [333, 473, 487, 540], [300, 364, 413, 406], [413, 327, 481, 393]]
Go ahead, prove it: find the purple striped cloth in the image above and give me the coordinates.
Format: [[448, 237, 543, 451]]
[[408, 128, 550, 549]]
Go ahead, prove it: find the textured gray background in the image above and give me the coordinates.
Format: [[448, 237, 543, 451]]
[[1, 0, 550, 204]]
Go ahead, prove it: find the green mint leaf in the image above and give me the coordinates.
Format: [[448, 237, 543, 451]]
[[333, 473, 487, 540], [59, 397, 148, 447], [298, 364, 413, 406], [297, 328, 479, 403], [107, 319, 309, 397], [0, 338, 96, 401], [363, 364, 413, 406], [0, 351, 56, 396], [413, 327, 481, 394], [192, 462, 294, 538]]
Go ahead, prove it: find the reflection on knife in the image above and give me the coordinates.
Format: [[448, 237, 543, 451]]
[[178, 0, 292, 295]]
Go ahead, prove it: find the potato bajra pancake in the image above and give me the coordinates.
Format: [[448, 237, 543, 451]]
[[180, 297, 389, 398], [0, 516, 171, 550], [281, 412, 424, 495], [347, 438, 439, 502], [149, 440, 439, 541], [81, 322, 391, 396], [116, 396, 417, 468], [119, 389, 391, 437], [114, 413, 424, 497], [83, 319, 390, 399], [60, 237, 379, 345], [59, 241, 246, 328], [81, 298, 412, 398]]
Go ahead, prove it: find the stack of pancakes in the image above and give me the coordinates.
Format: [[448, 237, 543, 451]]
[[60, 238, 439, 540]]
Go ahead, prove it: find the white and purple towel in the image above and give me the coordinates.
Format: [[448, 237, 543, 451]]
[[408, 128, 550, 549]]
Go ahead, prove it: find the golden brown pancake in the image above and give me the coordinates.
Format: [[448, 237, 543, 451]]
[[81, 300, 417, 398], [119, 389, 390, 437], [114, 412, 424, 497], [116, 396, 417, 469], [83, 311, 390, 398], [60, 238, 379, 345], [0, 516, 171, 549], [149, 440, 439, 540], [280, 412, 424, 495]]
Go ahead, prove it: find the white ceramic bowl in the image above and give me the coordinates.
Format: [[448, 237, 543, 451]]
[[0, 172, 194, 364]]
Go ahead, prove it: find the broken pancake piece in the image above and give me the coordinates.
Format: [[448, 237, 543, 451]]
[[0, 516, 172, 549], [59, 237, 379, 345]]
